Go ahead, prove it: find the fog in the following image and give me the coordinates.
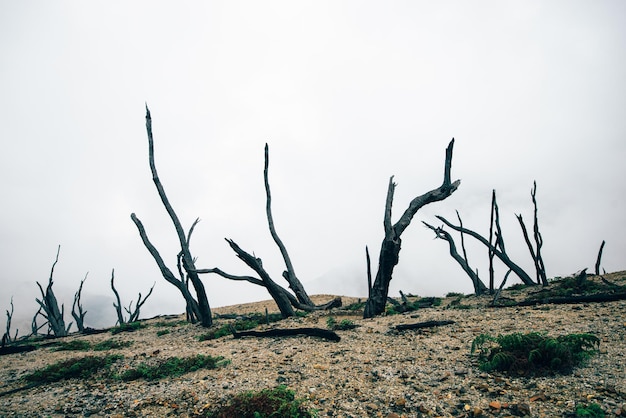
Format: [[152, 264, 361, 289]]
[[1, 1, 625, 334]]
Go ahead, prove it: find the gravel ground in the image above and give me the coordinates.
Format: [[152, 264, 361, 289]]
[[1, 272, 625, 417]]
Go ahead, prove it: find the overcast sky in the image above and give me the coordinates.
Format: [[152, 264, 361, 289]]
[[1, 1, 625, 333]]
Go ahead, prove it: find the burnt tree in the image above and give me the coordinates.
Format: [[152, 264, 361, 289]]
[[363, 138, 461, 318], [488, 190, 496, 293], [71, 273, 88, 332], [131, 106, 212, 327], [423, 219, 487, 295], [110, 269, 155, 325], [595, 240, 606, 275], [35, 246, 72, 337], [435, 193, 536, 286], [516, 181, 548, 285], [3, 297, 17, 344], [195, 144, 340, 317]]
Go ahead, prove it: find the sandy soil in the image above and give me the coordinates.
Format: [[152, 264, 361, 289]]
[[1, 272, 625, 417]]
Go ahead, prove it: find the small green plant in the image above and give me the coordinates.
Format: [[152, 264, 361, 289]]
[[344, 301, 366, 311], [25, 355, 123, 383], [154, 319, 187, 328], [93, 339, 133, 351], [446, 296, 473, 310], [445, 292, 465, 298], [471, 332, 600, 374], [206, 385, 315, 418], [507, 283, 531, 291], [199, 320, 259, 341], [118, 354, 228, 381], [326, 317, 357, 331], [156, 329, 170, 336], [386, 297, 442, 315], [110, 321, 144, 335], [53, 340, 91, 351], [575, 402, 605, 417]]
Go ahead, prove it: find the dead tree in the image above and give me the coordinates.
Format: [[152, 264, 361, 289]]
[[35, 246, 72, 337], [516, 181, 548, 285], [195, 144, 340, 317], [30, 306, 45, 336], [435, 195, 536, 286], [3, 297, 18, 343], [131, 106, 212, 327], [488, 190, 496, 293], [423, 220, 487, 294], [71, 273, 88, 332], [262, 143, 314, 306], [110, 269, 155, 325], [363, 138, 461, 318], [365, 246, 372, 298], [595, 240, 606, 275]]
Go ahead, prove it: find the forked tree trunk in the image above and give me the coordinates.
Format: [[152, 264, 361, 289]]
[[194, 143, 341, 317], [364, 139, 461, 318], [131, 106, 212, 327]]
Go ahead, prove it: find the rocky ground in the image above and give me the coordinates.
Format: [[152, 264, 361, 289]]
[[1, 272, 625, 417]]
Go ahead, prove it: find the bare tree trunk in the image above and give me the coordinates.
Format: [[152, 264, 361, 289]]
[[423, 221, 487, 294], [365, 246, 372, 298], [364, 138, 461, 318], [264, 144, 313, 306], [517, 181, 548, 285], [491, 269, 512, 306], [30, 306, 45, 337], [130, 215, 202, 323], [110, 269, 155, 324], [530, 181, 548, 285], [35, 246, 72, 337], [194, 143, 341, 316], [224, 239, 296, 317], [435, 214, 536, 286], [488, 190, 496, 294], [3, 297, 17, 343], [131, 106, 212, 327], [110, 269, 125, 326], [595, 240, 606, 275], [125, 284, 155, 323], [71, 273, 88, 332]]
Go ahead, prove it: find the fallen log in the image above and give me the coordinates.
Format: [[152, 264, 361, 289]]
[[230, 326, 340, 342], [515, 292, 626, 306], [0, 345, 37, 356], [395, 320, 455, 331]]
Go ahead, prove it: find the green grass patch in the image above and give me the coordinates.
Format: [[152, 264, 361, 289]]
[[199, 320, 260, 341], [533, 275, 624, 299], [53, 340, 91, 351], [110, 322, 144, 335], [471, 332, 600, 374], [206, 385, 315, 418], [156, 329, 170, 337], [118, 354, 228, 381], [25, 355, 123, 383], [386, 297, 442, 315], [343, 301, 366, 311], [445, 292, 465, 298], [93, 339, 133, 351], [576, 402, 605, 417], [154, 319, 187, 328], [507, 283, 531, 291], [326, 317, 358, 331]]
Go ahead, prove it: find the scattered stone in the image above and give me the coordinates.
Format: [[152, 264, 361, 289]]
[[489, 400, 501, 410]]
